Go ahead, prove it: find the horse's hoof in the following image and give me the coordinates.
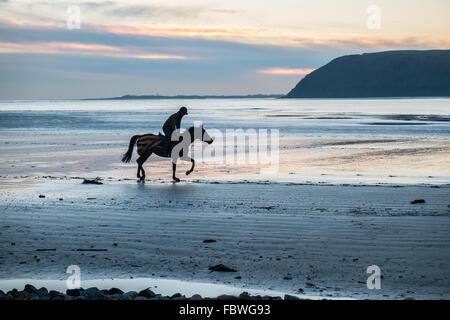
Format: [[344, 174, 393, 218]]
[[186, 170, 192, 176], [173, 177, 180, 182]]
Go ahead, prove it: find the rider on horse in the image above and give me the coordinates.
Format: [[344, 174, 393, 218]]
[[161, 106, 188, 154]]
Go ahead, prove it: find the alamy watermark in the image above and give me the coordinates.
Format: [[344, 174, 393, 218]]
[[366, 5, 381, 30], [366, 265, 381, 290], [169, 122, 279, 174], [66, 265, 81, 289], [67, 5, 81, 30]]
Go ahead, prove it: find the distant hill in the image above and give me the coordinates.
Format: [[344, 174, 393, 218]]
[[87, 94, 283, 100], [285, 50, 450, 98]]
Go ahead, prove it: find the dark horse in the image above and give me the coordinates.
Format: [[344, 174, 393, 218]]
[[122, 126, 213, 182]]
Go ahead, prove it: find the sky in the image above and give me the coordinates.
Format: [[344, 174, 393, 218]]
[[0, 0, 449, 99]]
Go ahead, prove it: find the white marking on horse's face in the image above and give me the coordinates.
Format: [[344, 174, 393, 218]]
[[203, 130, 213, 144]]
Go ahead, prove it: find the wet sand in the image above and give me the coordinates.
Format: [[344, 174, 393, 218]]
[[1, 132, 449, 185], [1, 179, 449, 299]]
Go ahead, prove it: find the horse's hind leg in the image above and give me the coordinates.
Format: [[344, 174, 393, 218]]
[[136, 160, 145, 182], [137, 150, 152, 182]]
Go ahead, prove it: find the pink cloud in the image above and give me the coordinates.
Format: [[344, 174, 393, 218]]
[[208, 8, 238, 14], [258, 68, 315, 76], [0, 41, 190, 60]]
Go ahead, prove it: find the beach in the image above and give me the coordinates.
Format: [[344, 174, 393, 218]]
[[0, 98, 449, 299]]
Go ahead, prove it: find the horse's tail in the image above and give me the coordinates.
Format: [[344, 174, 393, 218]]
[[122, 135, 141, 163]]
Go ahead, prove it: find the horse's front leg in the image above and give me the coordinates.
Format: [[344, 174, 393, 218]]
[[185, 157, 195, 176], [172, 162, 180, 182]]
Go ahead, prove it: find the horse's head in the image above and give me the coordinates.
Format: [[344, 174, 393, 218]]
[[188, 125, 214, 144]]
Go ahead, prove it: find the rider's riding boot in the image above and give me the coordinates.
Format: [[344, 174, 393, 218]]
[[160, 136, 169, 153]]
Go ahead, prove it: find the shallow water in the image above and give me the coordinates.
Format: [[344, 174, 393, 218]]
[[0, 98, 449, 137], [0, 98, 449, 184]]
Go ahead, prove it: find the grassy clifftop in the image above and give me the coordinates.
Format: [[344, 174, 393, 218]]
[[285, 50, 450, 98]]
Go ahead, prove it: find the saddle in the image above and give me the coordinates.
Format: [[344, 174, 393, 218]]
[[136, 134, 164, 156]]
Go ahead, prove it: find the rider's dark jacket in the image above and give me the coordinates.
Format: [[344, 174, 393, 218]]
[[163, 111, 184, 137]]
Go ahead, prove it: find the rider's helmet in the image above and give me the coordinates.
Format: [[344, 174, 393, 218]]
[[179, 106, 188, 115]]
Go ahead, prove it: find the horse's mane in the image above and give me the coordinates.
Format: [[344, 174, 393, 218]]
[[186, 126, 203, 135]]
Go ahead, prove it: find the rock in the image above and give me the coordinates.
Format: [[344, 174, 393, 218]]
[[82, 179, 103, 185], [121, 291, 138, 300], [134, 296, 147, 300], [66, 288, 83, 297], [107, 288, 124, 295], [81, 287, 108, 300], [7, 289, 19, 298], [16, 291, 32, 300], [216, 294, 239, 300], [190, 294, 202, 300], [50, 294, 66, 300], [234, 275, 242, 279], [81, 287, 102, 298], [411, 199, 425, 204], [138, 288, 156, 299], [203, 239, 217, 243], [48, 290, 60, 297], [24, 284, 38, 294], [298, 288, 304, 293], [37, 287, 48, 296], [284, 294, 300, 300], [208, 264, 237, 272], [171, 293, 183, 299], [39, 195, 45, 198], [83, 287, 100, 295], [239, 292, 252, 300]]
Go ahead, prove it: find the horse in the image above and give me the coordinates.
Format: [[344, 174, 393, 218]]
[[121, 126, 213, 182]]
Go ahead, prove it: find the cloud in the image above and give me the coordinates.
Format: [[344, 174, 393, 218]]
[[258, 68, 315, 76], [0, 41, 190, 60], [208, 8, 238, 14], [1, 0, 449, 50], [88, 23, 448, 49], [103, 3, 205, 20], [1, 14, 447, 50]]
